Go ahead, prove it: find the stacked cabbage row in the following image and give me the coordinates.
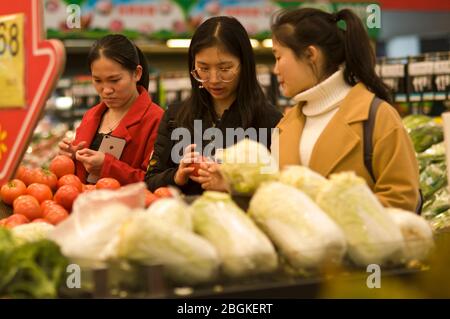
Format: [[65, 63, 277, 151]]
[[39, 140, 434, 286]]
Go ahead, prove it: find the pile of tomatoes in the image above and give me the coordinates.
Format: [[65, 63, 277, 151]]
[[0, 155, 122, 228]]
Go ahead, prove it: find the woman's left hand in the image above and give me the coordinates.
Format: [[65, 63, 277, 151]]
[[75, 148, 106, 176], [190, 162, 230, 192]]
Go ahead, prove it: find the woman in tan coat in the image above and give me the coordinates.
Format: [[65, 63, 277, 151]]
[[270, 8, 421, 212]]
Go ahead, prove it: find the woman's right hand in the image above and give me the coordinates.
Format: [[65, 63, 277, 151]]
[[58, 138, 87, 160], [174, 144, 198, 186]]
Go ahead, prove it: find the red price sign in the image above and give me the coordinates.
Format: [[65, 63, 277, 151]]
[[0, 0, 65, 186]]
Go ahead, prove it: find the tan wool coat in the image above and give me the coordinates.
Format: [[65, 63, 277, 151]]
[[275, 83, 420, 212]]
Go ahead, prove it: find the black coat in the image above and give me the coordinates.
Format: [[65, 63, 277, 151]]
[[145, 101, 283, 195]]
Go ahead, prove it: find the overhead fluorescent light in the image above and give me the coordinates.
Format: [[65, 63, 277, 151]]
[[262, 39, 273, 48], [55, 97, 73, 110], [250, 39, 260, 48], [166, 39, 191, 48]]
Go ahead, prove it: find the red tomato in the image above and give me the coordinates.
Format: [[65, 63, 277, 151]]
[[41, 199, 57, 212], [32, 168, 58, 191], [15, 166, 35, 186], [145, 189, 159, 207], [57, 174, 83, 192], [0, 218, 8, 227], [82, 184, 97, 192], [13, 195, 42, 220], [32, 218, 51, 224], [154, 187, 173, 198], [5, 214, 30, 228], [42, 202, 66, 218], [188, 156, 207, 177], [49, 155, 75, 178], [54, 184, 80, 211], [96, 178, 121, 190], [44, 205, 69, 225], [1, 179, 27, 205], [26, 183, 53, 204]]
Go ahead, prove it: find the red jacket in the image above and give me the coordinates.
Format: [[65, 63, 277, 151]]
[[74, 86, 164, 185]]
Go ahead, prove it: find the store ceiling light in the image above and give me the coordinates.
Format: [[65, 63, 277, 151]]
[[250, 39, 260, 48], [55, 97, 73, 110], [262, 39, 273, 48], [166, 39, 191, 48]]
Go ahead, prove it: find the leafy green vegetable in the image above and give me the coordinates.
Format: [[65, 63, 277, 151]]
[[402, 114, 433, 132], [420, 162, 447, 201], [417, 142, 446, 173], [0, 230, 68, 299], [409, 123, 443, 153], [422, 186, 450, 219]]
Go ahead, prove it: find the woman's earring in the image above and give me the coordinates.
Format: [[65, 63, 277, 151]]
[[199, 84, 204, 89]]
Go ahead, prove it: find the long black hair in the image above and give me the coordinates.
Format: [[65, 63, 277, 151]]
[[271, 8, 391, 103], [176, 16, 269, 130], [87, 34, 150, 89]]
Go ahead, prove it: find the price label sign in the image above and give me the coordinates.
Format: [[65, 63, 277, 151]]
[[0, 13, 25, 108], [0, 0, 65, 187]]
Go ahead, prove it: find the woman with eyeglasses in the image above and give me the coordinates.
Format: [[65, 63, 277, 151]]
[[145, 16, 282, 195]]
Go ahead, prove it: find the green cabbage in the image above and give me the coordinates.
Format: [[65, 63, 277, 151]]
[[278, 165, 329, 200], [117, 211, 219, 284], [217, 139, 278, 195], [249, 182, 346, 269], [316, 172, 404, 266], [146, 198, 192, 231], [191, 191, 278, 277]]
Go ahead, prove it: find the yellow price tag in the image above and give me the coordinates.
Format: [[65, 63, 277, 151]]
[[0, 13, 25, 108]]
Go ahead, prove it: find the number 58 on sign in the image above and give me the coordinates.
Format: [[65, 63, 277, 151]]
[[0, 13, 25, 108]]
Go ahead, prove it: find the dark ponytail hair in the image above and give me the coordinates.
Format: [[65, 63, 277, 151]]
[[87, 34, 150, 89], [271, 8, 391, 103]]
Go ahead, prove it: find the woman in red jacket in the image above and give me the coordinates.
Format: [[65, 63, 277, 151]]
[[58, 34, 163, 185]]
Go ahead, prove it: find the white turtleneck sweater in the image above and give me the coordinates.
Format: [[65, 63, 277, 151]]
[[293, 69, 352, 167]]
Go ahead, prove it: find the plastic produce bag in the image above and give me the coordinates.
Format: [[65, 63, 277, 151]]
[[420, 162, 447, 201], [416, 142, 445, 173], [117, 211, 219, 285], [387, 208, 434, 262], [191, 191, 278, 277], [316, 172, 404, 266], [249, 182, 346, 269], [48, 183, 148, 262], [146, 198, 192, 231], [422, 186, 450, 219]]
